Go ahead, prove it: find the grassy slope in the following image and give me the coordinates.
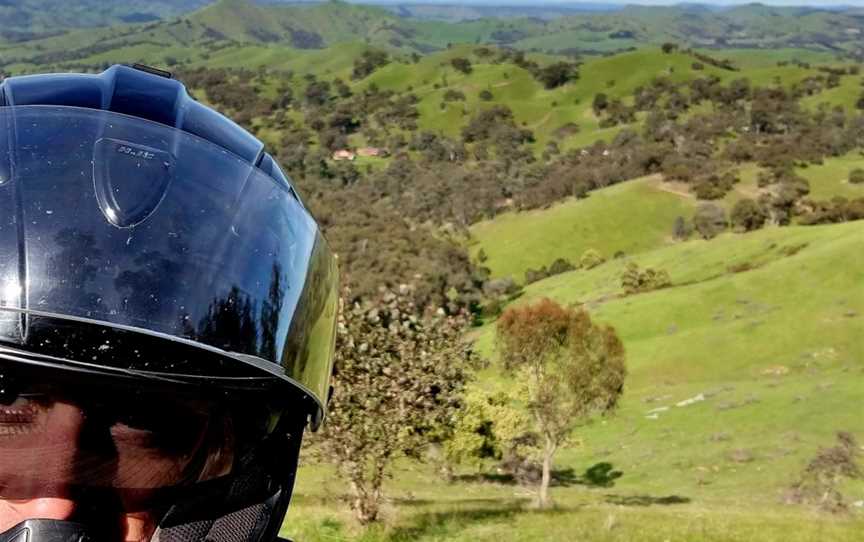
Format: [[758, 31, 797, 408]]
[[796, 152, 864, 200], [282, 220, 864, 542], [471, 219, 864, 496], [469, 176, 696, 281], [366, 47, 734, 151]]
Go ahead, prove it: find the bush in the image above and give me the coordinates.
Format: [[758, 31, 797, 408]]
[[443, 89, 466, 102], [451, 57, 473, 75], [621, 261, 671, 295], [730, 198, 768, 232], [483, 277, 522, 298], [672, 216, 692, 240], [524, 266, 549, 285], [548, 257, 575, 275], [785, 432, 862, 513], [694, 203, 727, 239], [524, 258, 574, 285], [849, 168, 864, 184], [479, 89, 494, 101], [580, 248, 606, 269]]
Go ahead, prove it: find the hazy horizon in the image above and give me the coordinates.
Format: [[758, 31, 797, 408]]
[[336, 0, 864, 6]]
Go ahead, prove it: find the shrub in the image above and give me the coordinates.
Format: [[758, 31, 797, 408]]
[[785, 432, 862, 513], [524, 266, 549, 285], [620, 261, 671, 295], [451, 57, 473, 74], [548, 257, 575, 275], [443, 89, 466, 102], [849, 168, 864, 184], [694, 203, 727, 239], [672, 216, 692, 240], [479, 89, 494, 101], [731, 198, 768, 232], [580, 248, 606, 269]]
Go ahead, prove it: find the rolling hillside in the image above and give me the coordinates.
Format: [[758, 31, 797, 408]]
[[282, 213, 864, 542], [0, 3, 862, 540], [1, 1, 861, 75]]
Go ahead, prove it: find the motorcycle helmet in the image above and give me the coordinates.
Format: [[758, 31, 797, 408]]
[[0, 64, 338, 542]]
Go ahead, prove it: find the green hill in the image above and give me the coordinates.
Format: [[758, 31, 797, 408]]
[[283, 219, 864, 541], [469, 176, 696, 282], [0, 0, 207, 39]]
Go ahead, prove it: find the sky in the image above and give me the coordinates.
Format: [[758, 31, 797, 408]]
[[356, 0, 864, 5]]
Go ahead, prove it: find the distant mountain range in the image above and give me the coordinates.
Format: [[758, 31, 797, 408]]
[[0, 0, 209, 39], [1, 0, 862, 70]]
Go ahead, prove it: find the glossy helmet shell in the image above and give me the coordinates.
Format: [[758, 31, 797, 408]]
[[0, 64, 337, 425]]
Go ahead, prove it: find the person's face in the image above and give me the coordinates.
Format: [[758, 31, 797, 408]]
[[0, 395, 212, 541]]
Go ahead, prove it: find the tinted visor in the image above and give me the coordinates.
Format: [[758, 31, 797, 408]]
[[0, 106, 337, 416], [0, 362, 288, 512]]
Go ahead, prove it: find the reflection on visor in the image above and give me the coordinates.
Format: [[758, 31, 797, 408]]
[[0, 105, 338, 416], [0, 382, 234, 510]]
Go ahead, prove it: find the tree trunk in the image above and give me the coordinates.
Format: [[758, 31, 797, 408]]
[[350, 479, 380, 525], [537, 438, 555, 508]]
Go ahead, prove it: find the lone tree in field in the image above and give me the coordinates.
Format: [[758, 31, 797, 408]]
[[322, 286, 474, 524], [496, 298, 626, 508]]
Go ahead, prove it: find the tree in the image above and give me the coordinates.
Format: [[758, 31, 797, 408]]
[[497, 299, 626, 508], [451, 57, 473, 75], [592, 92, 609, 115], [535, 61, 579, 89], [730, 198, 768, 231], [661, 42, 679, 54], [693, 203, 727, 239], [352, 49, 390, 80], [322, 286, 474, 524]]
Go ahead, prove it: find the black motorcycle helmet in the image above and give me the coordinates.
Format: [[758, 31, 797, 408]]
[[0, 65, 338, 542]]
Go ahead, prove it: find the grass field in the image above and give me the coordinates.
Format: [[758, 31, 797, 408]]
[[282, 219, 864, 541], [469, 176, 696, 282], [796, 152, 864, 200]]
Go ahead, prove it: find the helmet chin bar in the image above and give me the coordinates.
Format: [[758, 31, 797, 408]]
[[0, 520, 90, 542]]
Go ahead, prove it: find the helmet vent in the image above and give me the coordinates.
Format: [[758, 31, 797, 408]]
[[92, 138, 174, 228]]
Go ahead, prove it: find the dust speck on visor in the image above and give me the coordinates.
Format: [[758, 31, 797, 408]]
[[0, 105, 338, 425]]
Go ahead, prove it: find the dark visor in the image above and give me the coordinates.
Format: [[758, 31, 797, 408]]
[[0, 106, 337, 421]]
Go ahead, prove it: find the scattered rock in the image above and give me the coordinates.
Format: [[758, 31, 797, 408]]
[[843, 311, 858, 318], [666, 324, 678, 335], [647, 406, 670, 414], [853, 500, 864, 508], [761, 365, 790, 377], [709, 432, 732, 442], [645, 413, 659, 420], [676, 393, 705, 407], [726, 449, 755, 464]]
